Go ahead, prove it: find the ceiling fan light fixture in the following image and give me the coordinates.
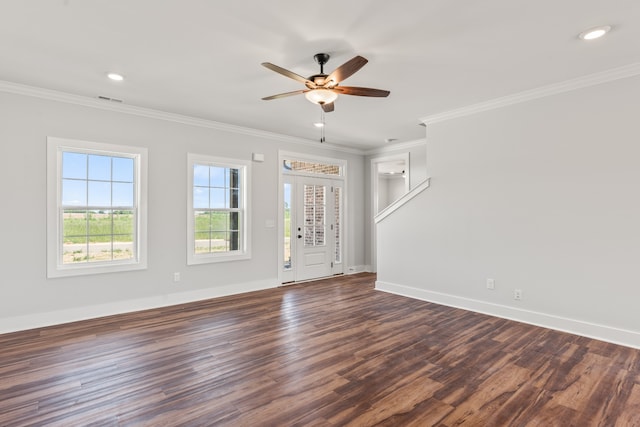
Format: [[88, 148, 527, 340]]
[[579, 25, 611, 40], [305, 89, 338, 105]]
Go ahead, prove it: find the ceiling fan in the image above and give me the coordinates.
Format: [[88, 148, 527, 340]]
[[261, 53, 390, 112]]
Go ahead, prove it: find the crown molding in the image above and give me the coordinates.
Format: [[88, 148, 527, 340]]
[[419, 62, 640, 126], [364, 138, 427, 156], [0, 80, 365, 155]]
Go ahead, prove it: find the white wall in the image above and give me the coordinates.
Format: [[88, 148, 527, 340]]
[[0, 90, 366, 332], [377, 75, 640, 348], [377, 175, 406, 211], [386, 176, 407, 206]]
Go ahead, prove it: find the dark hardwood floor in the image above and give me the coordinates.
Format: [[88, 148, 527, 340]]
[[1, 273, 640, 426]]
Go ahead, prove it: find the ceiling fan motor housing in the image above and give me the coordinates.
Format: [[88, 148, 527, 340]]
[[314, 53, 330, 67]]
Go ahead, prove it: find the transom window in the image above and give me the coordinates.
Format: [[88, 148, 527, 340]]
[[282, 159, 343, 176], [187, 154, 250, 264], [47, 137, 147, 278]]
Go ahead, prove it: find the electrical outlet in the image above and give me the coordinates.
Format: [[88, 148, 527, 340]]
[[514, 289, 522, 300], [173, 272, 181, 282], [486, 278, 495, 290]]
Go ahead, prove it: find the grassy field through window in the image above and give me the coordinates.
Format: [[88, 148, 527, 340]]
[[62, 211, 134, 263]]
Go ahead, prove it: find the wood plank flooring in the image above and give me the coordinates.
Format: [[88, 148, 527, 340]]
[[1, 273, 640, 426]]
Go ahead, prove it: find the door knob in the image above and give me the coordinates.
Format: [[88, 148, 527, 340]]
[[297, 234, 302, 239]]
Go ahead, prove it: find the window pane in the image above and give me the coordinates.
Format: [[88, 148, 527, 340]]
[[211, 232, 228, 252], [88, 210, 111, 238], [282, 159, 341, 176], [304, 226, 314, 246], [315, 227, 325, 246], [63, 210, 88, 242], [315, 206, 325, 225], [211, 211, 228, 234], [229, 168, 239, 189], [113, 157, 134, 182], [194, 231, 210, 253], [304, 206, 314, 226], [63, 239, 87, 264], [304, 206, 314, 225], [229, 211, 239, 231], [193, 164, 209, 187], [284, 183, 291, 269], [62, 179, 87, 206], [88, 154, 111, 181], [230, 189, 239, 209], [113, 183, 134, 207], [335, 187, 341, 264], [210, 166, 225, 188], [112, 240, 134, 261], [304, 185, 314, 204], [62, 152, 87, 179], [229, 230, 239, 251], [315, 186, 325, 204], [210, 188, 226, 208], [88, 236, 111, 263], [113, 210, 134, 235], [194, 211, 211, 232], [88, 181, 111, 206], [193, 187, 209, 209]]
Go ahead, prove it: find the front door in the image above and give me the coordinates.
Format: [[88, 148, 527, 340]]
[[283, 175, 343, 282]]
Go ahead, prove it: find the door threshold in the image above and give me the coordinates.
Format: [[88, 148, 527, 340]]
[[279, 273, 345, 287]]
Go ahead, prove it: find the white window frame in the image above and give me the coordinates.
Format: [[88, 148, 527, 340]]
[[187, 153, 251, 265], [46, 137, 148, 278]]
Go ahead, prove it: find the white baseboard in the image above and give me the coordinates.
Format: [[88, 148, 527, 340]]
[[347, 265, 372, 274], [375, 280, 640, 350], [0, 279, 278, 335]]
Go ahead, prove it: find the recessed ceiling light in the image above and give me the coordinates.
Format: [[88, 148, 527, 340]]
[[313, 122, 325, 128], [579, 25, 611, 40], [107, 72, 124, 81]]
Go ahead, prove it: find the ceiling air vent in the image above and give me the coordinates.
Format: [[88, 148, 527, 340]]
[[97, 95, 123, 103]]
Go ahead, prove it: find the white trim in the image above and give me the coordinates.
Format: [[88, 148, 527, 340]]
[[346, 265, 371, 274], [420, 62, 640, 125], [0, 279, 277, 334], [46, 137, 148, 278], [186, 153, 251, 265], [364, 138, 427, 156], [375, 280, 640, 350], [0, 80, 364, 155], [374, 178, 430, 224]]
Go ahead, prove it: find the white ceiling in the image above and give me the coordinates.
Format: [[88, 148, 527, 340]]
[[1, 1, 638, 150]]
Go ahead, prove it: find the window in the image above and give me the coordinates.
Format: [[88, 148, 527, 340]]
[[187, 154, 250, 264], [47, 137, 147, 278], [282, 159, 342, 176]]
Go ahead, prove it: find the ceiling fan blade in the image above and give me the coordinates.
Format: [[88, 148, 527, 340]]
[[261, 62, 314, 86], [262, 90, 307, 100], [324, 56, 368, 86], [335, 86, 390, 97], [321, 102, 335, 113]]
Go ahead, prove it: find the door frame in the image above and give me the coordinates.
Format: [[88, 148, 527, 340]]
[[278, 150, 348, 285], [370, 152, 410, 272]]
